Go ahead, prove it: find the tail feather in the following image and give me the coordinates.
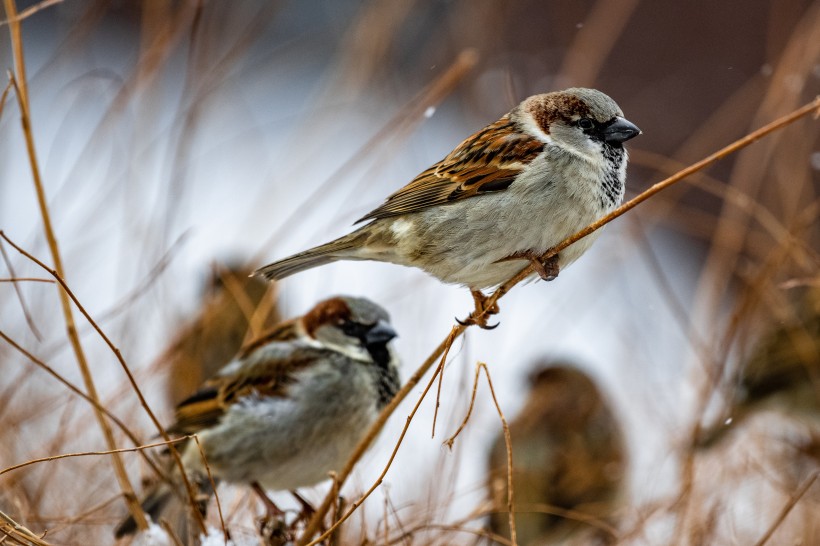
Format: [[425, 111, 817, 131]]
[[253, 233, 364, 281], [114, 485, 173, 538], [115, 474, 214, 539]]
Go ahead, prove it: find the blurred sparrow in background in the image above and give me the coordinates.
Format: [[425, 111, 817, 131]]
[[164, 263, 280, 405], [487, 363, 625, 545], [255, 88, 640, 327], [116, 296, 400, 539], [698, 285, 820, 448]]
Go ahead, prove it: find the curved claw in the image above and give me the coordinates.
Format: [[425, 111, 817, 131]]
[[455, 315, 500, 330]]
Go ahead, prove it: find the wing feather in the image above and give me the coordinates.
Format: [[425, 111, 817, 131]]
[[168, 342, 318, 434], [357, 116, 544, 222]]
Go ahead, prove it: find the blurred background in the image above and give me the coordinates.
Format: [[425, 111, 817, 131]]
[[1, 0, 818, 544]]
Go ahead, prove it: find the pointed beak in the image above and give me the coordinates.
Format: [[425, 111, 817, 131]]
[[364, 320, 398, 345], [603, 116, 641, 144]]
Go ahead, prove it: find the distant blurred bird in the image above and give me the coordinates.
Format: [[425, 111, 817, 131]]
[[487, 363, 625, 545], [115, 296, 401, 539], [163, 264, 280, 405], [698, 286, 820, 447], [255, 88, 640, 327]]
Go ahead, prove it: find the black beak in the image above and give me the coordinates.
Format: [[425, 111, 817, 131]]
[[603, 116, 641, 144], [364, 320, 398, 345]]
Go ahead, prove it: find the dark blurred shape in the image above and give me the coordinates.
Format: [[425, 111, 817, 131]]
[[487, 363, 626, 545], [164, 263, 280, 405], [699, 286, 820, 447], [740, 286, 820, 406]]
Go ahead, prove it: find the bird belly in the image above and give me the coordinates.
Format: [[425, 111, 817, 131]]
[[385, 182, 609, 289], [191, 360, 380, 490]]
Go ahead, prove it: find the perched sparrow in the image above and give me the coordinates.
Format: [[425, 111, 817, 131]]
[[487, 364, 625, 545], [164, 264, 280, 405], [115, 296, 400, 538], [255, 88, 640, 326]]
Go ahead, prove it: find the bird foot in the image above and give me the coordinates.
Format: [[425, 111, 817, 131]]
[[456, 290, 500, 329], [497, 250, 560, 281]]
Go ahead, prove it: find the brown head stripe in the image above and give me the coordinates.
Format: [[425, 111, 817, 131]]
[[302, 297, 352, 336]]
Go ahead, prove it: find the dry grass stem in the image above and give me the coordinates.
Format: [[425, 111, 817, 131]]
[[0, 330, 155, 467], [0, 78, 11, 120], [0, 509, 51, 546], [752, 471, 820, 546], [0, 0, 61, 27], [193, 435, 227, 542], [0, 231, 208, 535], [0, 438, 190, 479], [3, 0, 146, 528], [302, 328, 461, 546], [0, 240, 43, 341], [476, 363, 516, 546]]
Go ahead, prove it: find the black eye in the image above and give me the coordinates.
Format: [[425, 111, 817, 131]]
[[340, 320, 371, 339], [578, 118, 594, 130]]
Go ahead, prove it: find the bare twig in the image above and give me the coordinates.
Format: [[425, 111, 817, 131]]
[[0, 438, 189, 478], [0, 330, 159, 474], [0, 232, 207, 536], [0, 241, 43, 340], [752, 471, 820, 546], [301, 328, 460, 546], [0, 0, 61, 26], [294, 96, 820, 546], [3, 0, 147, 528], [0, 509, 51, 546], [193, 436, 227, 542], [477, 364, 516, 546]]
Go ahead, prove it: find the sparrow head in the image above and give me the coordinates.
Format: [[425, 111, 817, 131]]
[[516, 87, 640, 160], [301, 296, 398, 364]]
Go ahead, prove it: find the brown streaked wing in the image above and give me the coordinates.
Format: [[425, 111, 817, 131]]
[[168, 349, 315, 434], [356, 116, 544, 222]]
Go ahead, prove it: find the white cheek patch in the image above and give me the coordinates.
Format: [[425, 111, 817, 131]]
[[519, 111, 553, 145]]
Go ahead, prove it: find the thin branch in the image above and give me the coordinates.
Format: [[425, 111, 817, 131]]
[[302, 328, 460, 546], [193, 436, 227, 542], [4, 0, 146, 528], [0, 78, 12, 121], [0, 509, 51, 546], [0, 277, 54, 283], [0, 240, 43, 340], [752, 471, 820, 546], [0, 232, 207, 536], [478, 363, 516, 546], [0, 0, 61, 26], [0, 438, 189, 478], [0, 330, 162, 475], [293, 96, 820, 546]]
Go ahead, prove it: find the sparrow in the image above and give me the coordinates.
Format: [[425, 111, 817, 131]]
[[115, 296, 401, 539], [254, 88, 640, 327], [697, 286, 820, 448], [487, 363, 625, 545]]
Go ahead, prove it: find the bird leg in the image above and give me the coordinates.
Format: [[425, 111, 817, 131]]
[[456, 290, 500, 330], [289, 490, 315, 521], [496, 250, 560, 281], [251, 482, 285, 518]]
